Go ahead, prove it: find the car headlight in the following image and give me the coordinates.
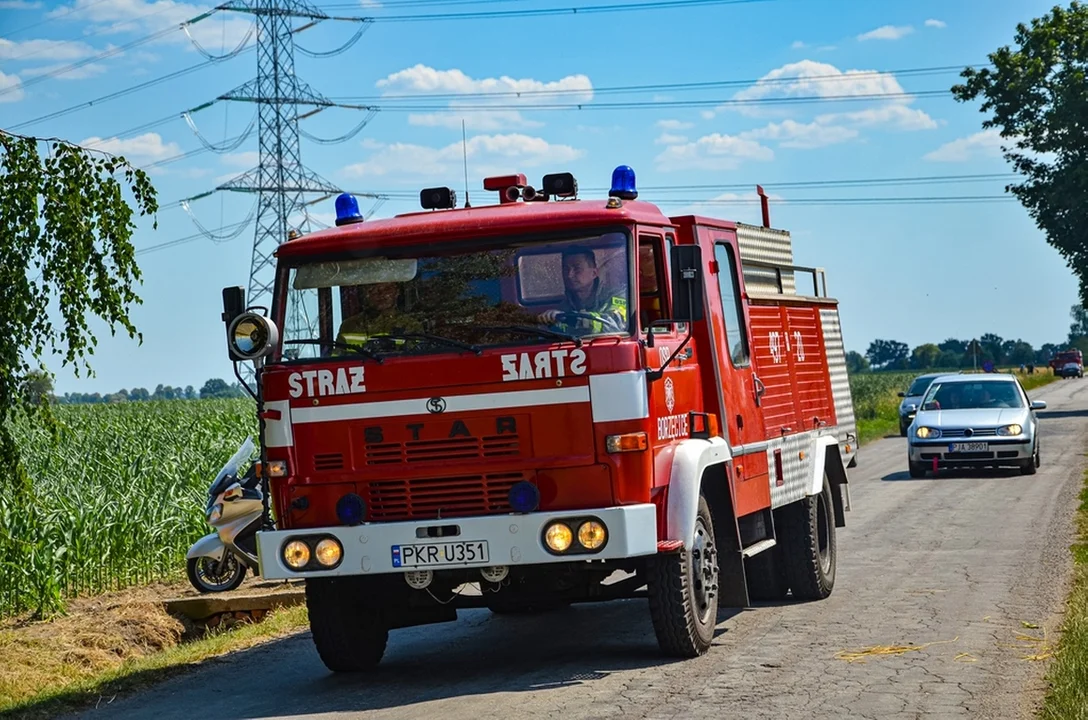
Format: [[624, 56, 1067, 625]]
[[997, 423, 1023, 436], [282, 540, 311, 569], [915, 426, 941, 439], [208, 503, 223, 523]]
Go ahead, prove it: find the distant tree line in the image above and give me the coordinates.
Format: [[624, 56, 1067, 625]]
[[50, 378, 246, 404], [848, 305, 1088, 373]]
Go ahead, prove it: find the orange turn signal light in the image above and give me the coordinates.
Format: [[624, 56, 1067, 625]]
[[605, 432, 649, 453]]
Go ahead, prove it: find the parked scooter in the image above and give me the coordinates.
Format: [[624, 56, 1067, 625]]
[[186, 437, 265, 593]]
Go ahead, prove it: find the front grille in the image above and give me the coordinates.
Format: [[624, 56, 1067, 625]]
[[313, 453, 345, 471], [364, 434, 521, 465], [362, 472, 524, 521], [941, 428, 997, 438]]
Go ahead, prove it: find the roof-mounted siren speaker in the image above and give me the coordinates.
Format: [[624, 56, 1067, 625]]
[[542, 172, 577, 199], [420, 186, 457, 210]]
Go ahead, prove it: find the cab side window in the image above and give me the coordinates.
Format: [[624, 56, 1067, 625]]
[[638, 236, 668, 331], [714, 242, 750, 367]]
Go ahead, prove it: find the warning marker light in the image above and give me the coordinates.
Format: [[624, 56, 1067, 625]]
[[334, 193, 364, 226], [609, 165, 638, 200]]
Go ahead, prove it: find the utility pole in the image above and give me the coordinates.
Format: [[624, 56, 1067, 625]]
[[212, 0, 375, 344]]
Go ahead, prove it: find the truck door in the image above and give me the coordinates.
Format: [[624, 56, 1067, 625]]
[[700, 228, 770, 518]]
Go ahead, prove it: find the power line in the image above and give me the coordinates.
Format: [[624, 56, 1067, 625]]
[[318, 0, 774, 19]]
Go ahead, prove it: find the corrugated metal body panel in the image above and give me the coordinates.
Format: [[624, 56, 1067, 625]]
[[819, 308, 858, 465], [737, 222, 796, 295], [747, 305, 796, 433], [785, 307, 834, 430], [767, 429, 820, 508]]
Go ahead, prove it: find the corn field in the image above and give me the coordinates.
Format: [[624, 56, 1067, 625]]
[[849, 372, 915, 422], [1, 399, 255, 618]]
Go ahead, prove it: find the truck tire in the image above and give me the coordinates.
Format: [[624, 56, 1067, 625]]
[[646, 494, 719, 657], [777, 475, 836, 601], [744, 546, 788, 601], [908, 461, 927, 479], [305, 578, 388, 672]]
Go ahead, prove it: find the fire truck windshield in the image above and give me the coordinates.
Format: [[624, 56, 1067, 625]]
[[277, 230, 632, 360]]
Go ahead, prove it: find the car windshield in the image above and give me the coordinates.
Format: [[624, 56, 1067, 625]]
[[921, 380, 1025, 411], [907, 377, 935, 396], [276, 230, 632, 360]]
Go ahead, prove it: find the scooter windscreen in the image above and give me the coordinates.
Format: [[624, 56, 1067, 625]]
[[208, 436, 256, 498]]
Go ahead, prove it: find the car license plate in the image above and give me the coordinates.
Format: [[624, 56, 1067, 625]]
[[949, 442, 988, 453], [391, 540, 489, 568]]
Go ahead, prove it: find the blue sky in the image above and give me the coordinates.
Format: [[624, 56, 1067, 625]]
[[1, 0, 1075, 394]]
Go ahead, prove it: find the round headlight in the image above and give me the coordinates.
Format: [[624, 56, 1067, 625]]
[[314, 538, 343, 567], [283, 540, 311, 569], [228, 312, 280, 360], [998, 423, 1023, 436], [577, 521, 607, 551], [544, 522, 573, 553]]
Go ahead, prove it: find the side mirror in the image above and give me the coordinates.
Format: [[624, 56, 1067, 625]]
[[1031, 400, 1047, 410], [907, 403, 918, 412], [897, 392, 906, 398], [669, 245, 705, 323], [222, 286, 245, 326]]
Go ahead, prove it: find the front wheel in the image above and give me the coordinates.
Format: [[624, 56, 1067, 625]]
[[777, 476, 836, 600], [1020, 440, 1040, 475], [306, 578, 389, 672], [647, 494, 719, 657], [187, 554, 246, 593], [908, 461, 928, 479]]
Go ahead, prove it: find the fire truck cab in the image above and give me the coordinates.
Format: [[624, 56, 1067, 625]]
[[220, 166, 858, 672]]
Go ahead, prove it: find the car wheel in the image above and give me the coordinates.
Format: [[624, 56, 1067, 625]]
[[1020, 441, 1039, 476], [908, 461, 927, 479]]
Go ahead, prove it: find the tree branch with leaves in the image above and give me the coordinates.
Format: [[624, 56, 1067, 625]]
[[952, 1, 1088, 306], [0, 129, 157, 495]]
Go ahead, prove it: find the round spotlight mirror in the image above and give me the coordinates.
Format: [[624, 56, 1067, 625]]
[[228, 312, 280, 361]]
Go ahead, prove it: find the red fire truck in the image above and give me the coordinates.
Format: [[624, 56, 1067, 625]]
[[219, 166, 858, 672]]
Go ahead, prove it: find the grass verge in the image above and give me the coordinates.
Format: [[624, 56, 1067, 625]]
[[0, 590, 308, 720], [1038, 470, 1088, 720]]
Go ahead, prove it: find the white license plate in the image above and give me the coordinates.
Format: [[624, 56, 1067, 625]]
[[391, 540, 490, 569], [949, 442, 988, 453]]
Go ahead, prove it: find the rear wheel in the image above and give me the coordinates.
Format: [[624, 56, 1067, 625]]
[[908, 461, 927, 479], [777, 476, 836, 600], [306, 578, 388, 672], [647, 494, 719, 657]]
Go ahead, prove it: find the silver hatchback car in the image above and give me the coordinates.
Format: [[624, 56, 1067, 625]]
[[907, 374, 1046, 478]]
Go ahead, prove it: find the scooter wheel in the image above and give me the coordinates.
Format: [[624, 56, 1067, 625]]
[[187, 555, 247, 593]]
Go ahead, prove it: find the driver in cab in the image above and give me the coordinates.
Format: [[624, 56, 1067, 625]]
[[536, 246, 627, 335]]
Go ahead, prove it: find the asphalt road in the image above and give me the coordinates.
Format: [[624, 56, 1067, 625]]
[[77, 378, 1086, 720]]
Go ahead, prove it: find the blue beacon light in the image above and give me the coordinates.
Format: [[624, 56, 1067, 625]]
[[334, 193, 364, 226], [609, 165, 638, 201]]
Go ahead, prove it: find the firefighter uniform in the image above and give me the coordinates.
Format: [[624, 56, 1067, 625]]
[[553, 280, 628, 335]]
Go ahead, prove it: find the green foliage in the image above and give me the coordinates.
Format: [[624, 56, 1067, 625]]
[[952, 2, 1088, 306], [865, 339, 909, 370], [910, 343, 941, 370], [0, 130, 157, 498], [0, 399, 255, 618]]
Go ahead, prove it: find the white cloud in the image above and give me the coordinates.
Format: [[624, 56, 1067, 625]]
[[377, 64, 593, 101], [791, 40, 807, 49], [79, 132, 181, 162], [0, 71, 24, 102], [0, 37, 98, 61], [47, 0, 253, 51], [925, 19, 947, 29], [700, 110, 715, 120], [655, 132, 688, 145], [343, 133, 584, 179], [741, 119, 858, 149], [23, 62, 107, 80], [857, 25, 914, 41], [816, 104, 937, 131], [656, 119, 693, 131], [923, 129, 1005, 162], [655, 133, 773, 172], [666, 190, 784, 223], [0, 0, 42, 8], [359, 0, 381, 6], [376, 65, 593, 132]]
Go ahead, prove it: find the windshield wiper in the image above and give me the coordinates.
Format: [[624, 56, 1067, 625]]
[[283, 339, 383, 363], [477, 325, 583, 347], [370, 332, 482, 356]]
